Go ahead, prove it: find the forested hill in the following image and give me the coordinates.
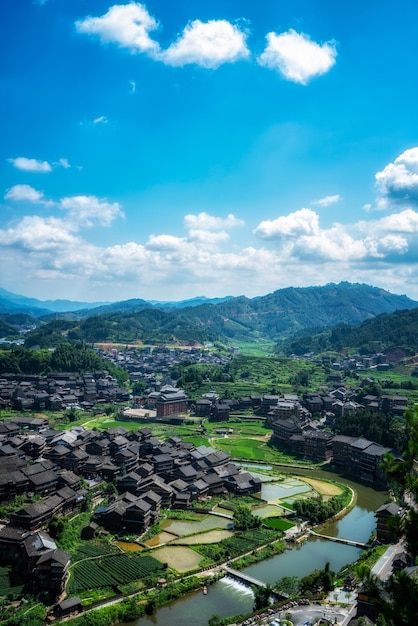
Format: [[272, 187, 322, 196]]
[[16, 282, 418, 347], [283, 307, 418, 355]]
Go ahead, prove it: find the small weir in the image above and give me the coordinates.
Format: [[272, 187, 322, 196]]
[[223, 566, 267, 589], [219, 575, 255, 597]]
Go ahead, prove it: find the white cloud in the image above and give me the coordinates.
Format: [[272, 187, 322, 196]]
[[58, 158, 71, 169], [75, 3, 160, 55], [129, 80, 136, 94], [188, 229, 229, 244], [8, 157, 52, 173], [160, 19, 249, 68], [184, 211, 244, 231], [312, 194, 341, 207], [293, 225, 368, 261], [60, 195, 124, 227], [93, 115, 109, 125], [375, 234, 408, 254], [254, 208, 320, 239], [375, 148, 418, 209], [6, 179, 418, 301], [4, 184, 47, 203], [358, 208, 418, 235], [254, 206, 417, 264], [0, 216, 80, 251], [146, 234, 186, 251], [258, 29, 337, 84]]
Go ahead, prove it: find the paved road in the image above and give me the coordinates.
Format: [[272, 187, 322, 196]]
[[371, 542, 403, 581]]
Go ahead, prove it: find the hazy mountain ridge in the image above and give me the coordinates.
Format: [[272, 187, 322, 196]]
[[3, 282, 415, 347], [0, 288, 109, 315]]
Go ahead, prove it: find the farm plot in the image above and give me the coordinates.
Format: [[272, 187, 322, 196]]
[[300, 477, 343, 497], [68, 553, 165, 594], [151, 546, 202, 572], [195, 528, 277, 562], [171, 529, 234, 545], [162, 515, 231, 536]]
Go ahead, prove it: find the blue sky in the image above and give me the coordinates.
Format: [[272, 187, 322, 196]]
[[2, 0, 418, 303]]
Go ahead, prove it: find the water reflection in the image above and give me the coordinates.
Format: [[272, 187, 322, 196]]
[[243, 536, 362, 585], [132, 577, 254, 626]]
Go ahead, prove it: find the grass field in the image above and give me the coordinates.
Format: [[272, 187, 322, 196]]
[[214, 437, 278, 461], [263, 517, 295, 531], [232, 340, 277, 356]]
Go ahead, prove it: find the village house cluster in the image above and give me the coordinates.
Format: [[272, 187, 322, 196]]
[[97, 345, 231, 383], [0, 417, 261, 598], [0, 370, 130, 411]]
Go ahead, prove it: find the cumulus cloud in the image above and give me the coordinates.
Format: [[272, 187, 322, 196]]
[[252, 205, 418, 265], [6, 177, 418, 301], [146, 234, 186, 251], [4, 184, 47, 204], [188, 229, 229, 244], [75, 2, 160, 55], [358, 208, 418, 236], [292, 225, 368, 261], [0, 216, 81, 251], [184, 211, 244, 231], [8, 157, 52, 173], [312, 194, 341, 207], [375, 148, 418, 209], [258, 29, 337, 84], [375, 234, 408, 254], [160, 19, 249, 68], [60, 195, 124, 227], [254, 208, 319, 240]]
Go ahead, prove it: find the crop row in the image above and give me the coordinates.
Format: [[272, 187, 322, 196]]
[[195, 528, 277, 562], [72, 543, 119, 561], [69, 554, 164, 593]]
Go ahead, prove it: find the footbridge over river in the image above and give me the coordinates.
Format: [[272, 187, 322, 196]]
[[309, 529, 369, 549]]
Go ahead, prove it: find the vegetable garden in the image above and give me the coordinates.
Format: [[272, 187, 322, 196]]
[[68, 553, 165, 594]]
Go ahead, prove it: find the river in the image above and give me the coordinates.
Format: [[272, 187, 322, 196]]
[[129, 468, 387, 626]]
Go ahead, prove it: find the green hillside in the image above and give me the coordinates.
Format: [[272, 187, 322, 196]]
[[17, 282, 418, 347], [282, 306, 418, 355]]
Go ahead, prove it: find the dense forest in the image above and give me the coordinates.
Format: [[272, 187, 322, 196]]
[[0, 343, 128, 384], [282, 307, 418, 355], [334, 408, 408, 452]]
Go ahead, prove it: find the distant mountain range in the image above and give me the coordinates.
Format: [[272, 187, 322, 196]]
[[0, 288, 233, 318], [1, 282, 417, 347]]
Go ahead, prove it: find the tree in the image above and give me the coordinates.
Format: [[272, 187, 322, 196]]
[[253, 583, 272, 611], [321, 561, 335, 593], [145, 598, 156, 615], [67, 406, 79, 422], [275, 575, 300, 598], [233, 504, 261, 531]]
